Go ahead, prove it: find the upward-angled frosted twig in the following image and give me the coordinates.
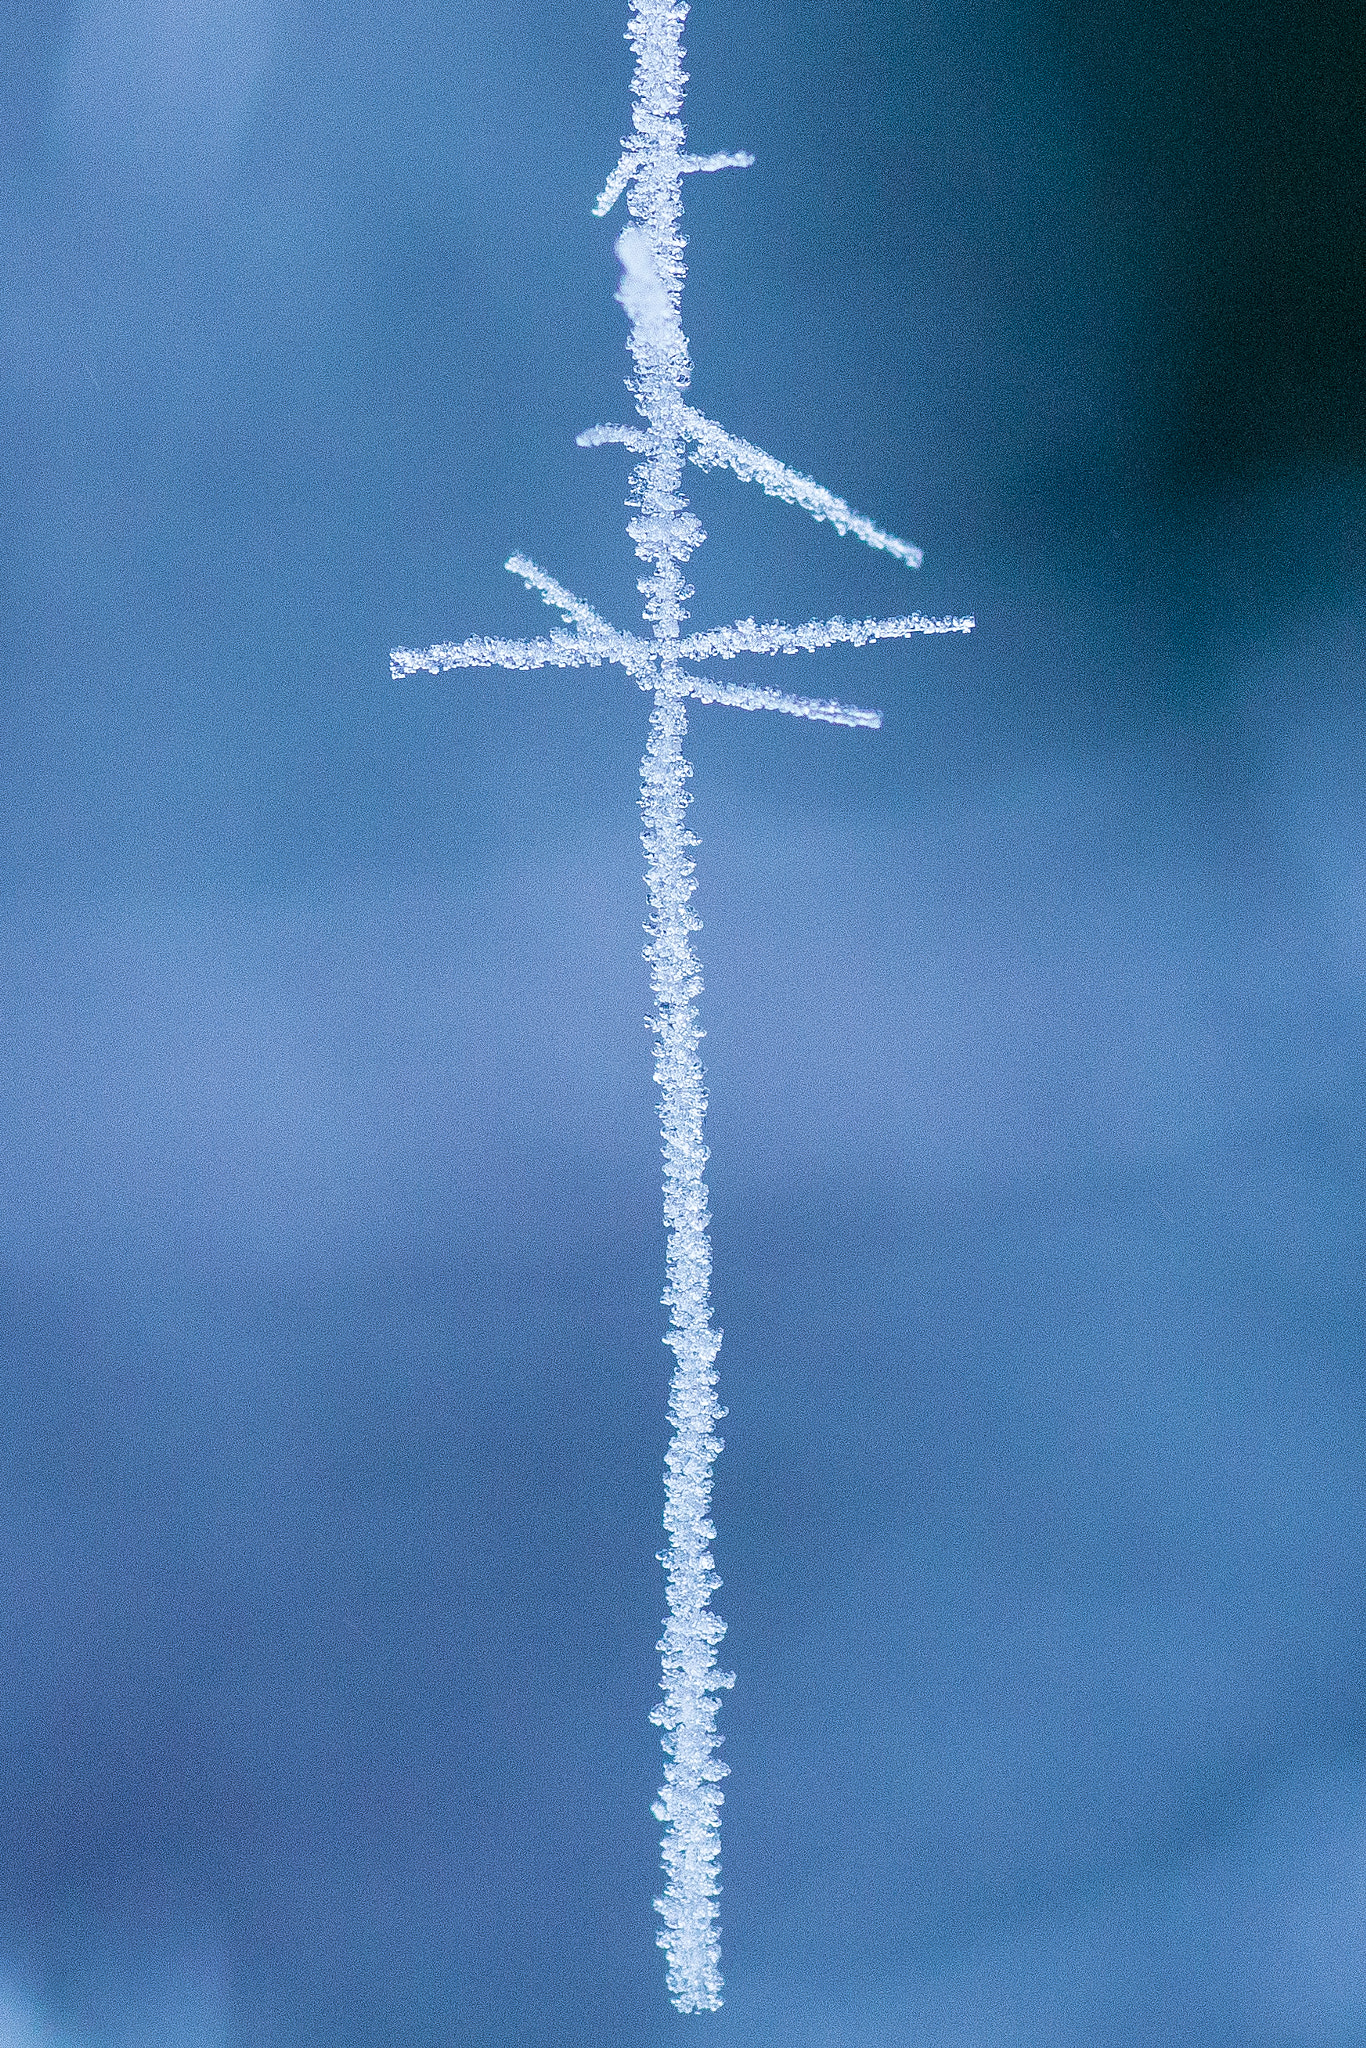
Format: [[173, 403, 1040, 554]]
[[391, 0, 972, 2013]]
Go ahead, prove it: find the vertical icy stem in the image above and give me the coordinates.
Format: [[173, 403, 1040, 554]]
[[392, 0, 967, 2014], [609, 0, 732, 2009], [615, 0, 731, 2007], [641, 679, 732, 2014]]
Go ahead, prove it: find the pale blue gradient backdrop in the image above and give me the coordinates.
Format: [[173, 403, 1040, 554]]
[[2, 3, 1365, 2046]]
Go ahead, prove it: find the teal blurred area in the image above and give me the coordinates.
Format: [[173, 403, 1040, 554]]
[[1, 2, 1365, 2045]]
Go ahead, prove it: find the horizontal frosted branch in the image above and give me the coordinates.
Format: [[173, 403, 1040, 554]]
[[677, 612, 973, 661], [681, 150, 754, 174], [577, 421, 653, 453], [687, 674, 882, 727], [390, 632, 615, 678], [682, 408, 925, 569]]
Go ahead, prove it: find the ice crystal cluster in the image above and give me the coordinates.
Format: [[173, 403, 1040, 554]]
[[391, 0, 972, 2012]]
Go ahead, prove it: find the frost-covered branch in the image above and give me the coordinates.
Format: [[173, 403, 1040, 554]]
[[578, 422, 654, 452], [581, 411, 934, 571], [391, 0, 973, 2013], [389, 631, 611, 678], [682, 407, 927, 567], [682, 148, 754, 174], [678, 611, 973, 661], [392, 558, 649, 680], [600, 0, 738, 2009], [595, 145, 753, 215], [504, 553, 617, 639], [504, 554, 653, 674], [687, 675, 882, 726], [594, 149, 641, 218]]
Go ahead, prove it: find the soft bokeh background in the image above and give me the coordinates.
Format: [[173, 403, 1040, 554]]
[[2, 2, 1365, 2044]]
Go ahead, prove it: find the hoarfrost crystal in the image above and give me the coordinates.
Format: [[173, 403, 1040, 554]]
[[390, 0, 972, 2013]]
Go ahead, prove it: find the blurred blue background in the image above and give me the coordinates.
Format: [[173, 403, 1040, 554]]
[[2, 1, 1365, 2044]]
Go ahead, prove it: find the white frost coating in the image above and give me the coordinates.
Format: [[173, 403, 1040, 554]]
[[389, 0, 973, 2013], [616, 226, 675, 341]]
